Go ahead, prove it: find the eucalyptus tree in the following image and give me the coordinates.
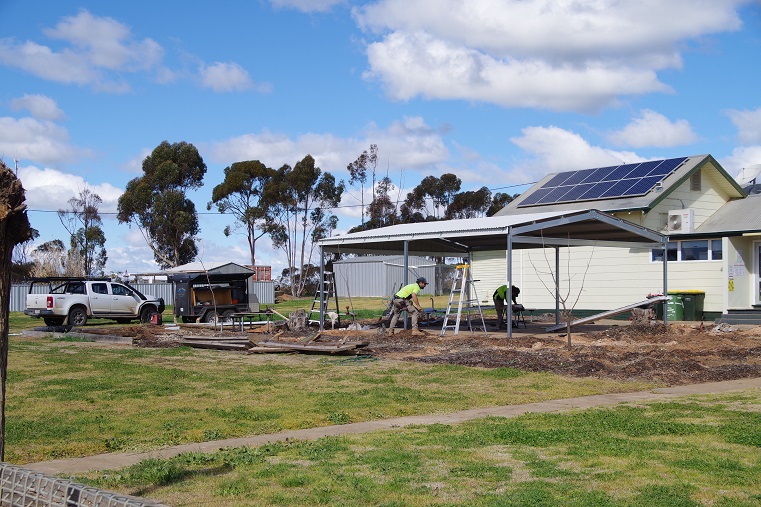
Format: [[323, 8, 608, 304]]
[[58, 188, 107, 276], [117, 141, 206, 269], [445, 186, 492, 219], [347, 144, 378, 226], [261, 155, 344, 296], [400, 173, 462, 222], [208, 160, 275, 267]]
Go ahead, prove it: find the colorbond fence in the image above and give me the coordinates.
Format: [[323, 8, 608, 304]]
[[9, 282, 275, 312]]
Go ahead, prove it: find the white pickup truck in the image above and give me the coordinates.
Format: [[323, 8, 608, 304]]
[[24, 277, 165, 327]]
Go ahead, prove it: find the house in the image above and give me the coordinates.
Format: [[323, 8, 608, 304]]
[[318, 153, 761, 329], [481, 154, 761, 322]]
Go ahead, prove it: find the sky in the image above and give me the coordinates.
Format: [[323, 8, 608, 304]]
[[2, 0, 761, 277]]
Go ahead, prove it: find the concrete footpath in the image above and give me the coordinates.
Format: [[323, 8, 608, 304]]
[[25, 377, 761, 476]]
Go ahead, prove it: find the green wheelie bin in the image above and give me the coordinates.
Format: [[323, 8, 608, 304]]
[[665, 292, 684, 321]]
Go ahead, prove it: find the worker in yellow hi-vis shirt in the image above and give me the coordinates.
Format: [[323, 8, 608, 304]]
[[493, 284, 520, 329], [388, 277, 428, 333]]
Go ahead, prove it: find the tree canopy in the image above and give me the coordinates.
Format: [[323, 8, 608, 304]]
[[208, 160, 275, 267], [58, 188, 107, 276], [117, 141, 206, 269], [261, 155, 344, 296]]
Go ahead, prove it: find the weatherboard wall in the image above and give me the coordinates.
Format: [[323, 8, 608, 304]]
[[471, 246, 725, 315]]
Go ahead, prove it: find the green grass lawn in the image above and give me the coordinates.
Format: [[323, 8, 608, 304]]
[[8, 308, 761, 506], [6, 330, 651, 464], [81, 391, 761, 506]]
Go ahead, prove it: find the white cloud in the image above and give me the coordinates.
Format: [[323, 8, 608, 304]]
[[9, 94, 64, 121], [198, 61, 261, 92], [0, 116, 91, 165], [510, 125, 643, 179], [726, 107, 761, 145], [0, 9, 163, 92], [44, 9, 162, 71], [270, 0, 346, 12], [207, 116, 449, 174], [607, 109, 698, 147], [720, 146, 761, 179], [353, 0, 749, 112], [363, 31, 668, 112], [18, 165, 123, 213], [122, 148, 152, 174]]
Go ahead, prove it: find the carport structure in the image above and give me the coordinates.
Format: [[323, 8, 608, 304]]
[[318, 209, 669, 337]]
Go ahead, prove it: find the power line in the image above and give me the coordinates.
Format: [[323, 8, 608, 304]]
[[27, 181, 536, 215]]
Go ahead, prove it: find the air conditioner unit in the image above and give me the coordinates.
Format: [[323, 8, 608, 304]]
[[667, 208, 694, 233]]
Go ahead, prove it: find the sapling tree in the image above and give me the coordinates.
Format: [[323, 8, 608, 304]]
[[529, 234, 595, 349]]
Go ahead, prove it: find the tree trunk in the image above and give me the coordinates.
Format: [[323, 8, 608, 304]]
[[0, 162, 33, 460]]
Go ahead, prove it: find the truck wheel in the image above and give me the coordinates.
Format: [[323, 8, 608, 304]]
[[204, 311, 220, 324], [140, 306, 157, 323], [68, 307, 88, 326], [44, 317, 64, 326], [222, 310, 236, 323]]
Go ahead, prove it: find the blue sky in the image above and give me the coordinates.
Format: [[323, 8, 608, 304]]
[[2, 0, 760, 276]]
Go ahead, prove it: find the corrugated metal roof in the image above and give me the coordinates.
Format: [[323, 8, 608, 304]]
[[333, 255, 429, 264], [320, 209, 664, 255], [165, 262, 254, 275], [695, 195, 761, 234]]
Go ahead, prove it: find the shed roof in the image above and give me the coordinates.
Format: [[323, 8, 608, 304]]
[[165, 262, 254, 276], [320, 209, 664, 256]]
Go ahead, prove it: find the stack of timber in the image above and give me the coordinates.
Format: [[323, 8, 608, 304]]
[[248, 331, 370, 355], [179, 335, 251, 351], [179, 331, 370, 355]]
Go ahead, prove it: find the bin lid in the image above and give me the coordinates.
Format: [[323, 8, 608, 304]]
[[667, 290, 705, 295]]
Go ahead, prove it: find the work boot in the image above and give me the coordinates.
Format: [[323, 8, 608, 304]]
[[411, 328, 426, 336]]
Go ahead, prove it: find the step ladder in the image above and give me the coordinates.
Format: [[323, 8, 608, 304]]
[[440, 264, 487, 336], [309, 271, 340, 326]]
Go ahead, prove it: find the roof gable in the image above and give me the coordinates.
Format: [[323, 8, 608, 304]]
[[498, 154, 745, 216]]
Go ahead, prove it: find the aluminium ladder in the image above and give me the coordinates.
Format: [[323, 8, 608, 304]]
[[440, 264, 487, 336], [309, 271, 341, 326]]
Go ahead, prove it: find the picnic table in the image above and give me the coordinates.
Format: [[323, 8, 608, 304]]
[[231, 311, 273, 332]]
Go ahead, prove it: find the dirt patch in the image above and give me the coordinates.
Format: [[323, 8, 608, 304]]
[[82, 318, 761, 386], [323, 320, 761, 386]]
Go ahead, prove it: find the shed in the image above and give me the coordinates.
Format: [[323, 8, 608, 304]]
[[331, 255, 451, 298], [318, 208, 668, 336]]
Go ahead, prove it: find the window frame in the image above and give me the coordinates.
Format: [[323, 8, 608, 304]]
[[651, 238, 723, 263]]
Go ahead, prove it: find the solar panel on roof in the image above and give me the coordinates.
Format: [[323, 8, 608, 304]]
[[543, 172, 575, 187], [560, 168, 596, 186], [622, 160, 660, 179], [516, 156, 689, 208], [580, 181, 616, 200], [580, 166, 617, 184], [602, 163, 639, 182], [625, 175, 663, 195]]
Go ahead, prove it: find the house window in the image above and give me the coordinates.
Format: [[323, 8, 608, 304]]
[[652, 242, 677, 262], [681, 240, 708, 261], [652, 239, 721, 262], [711, 239, 723, 260], [690, 170, 701, 191]]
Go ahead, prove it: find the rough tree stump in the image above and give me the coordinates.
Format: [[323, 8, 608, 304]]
[[287, 309, 309, 331]]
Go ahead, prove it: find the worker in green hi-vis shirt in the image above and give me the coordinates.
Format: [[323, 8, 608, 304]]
[[493, 284, 520, 329], [388, 277, 428, 334]]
